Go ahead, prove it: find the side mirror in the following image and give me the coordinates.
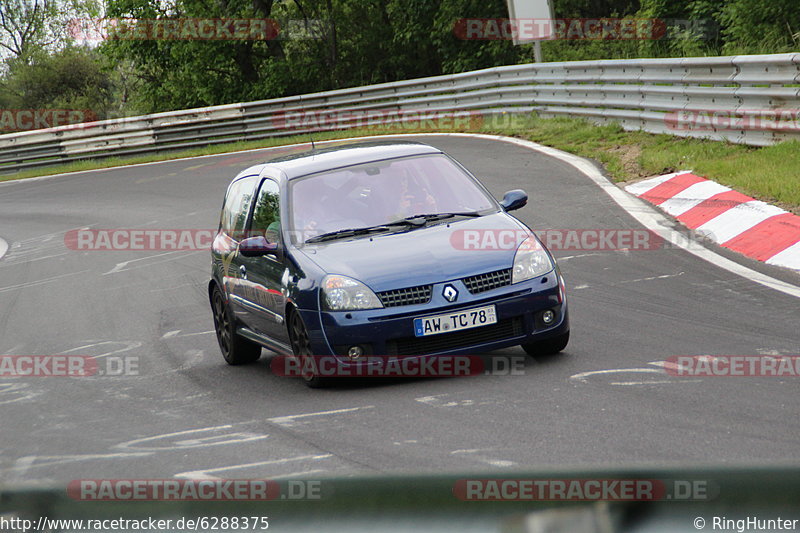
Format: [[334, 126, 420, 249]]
[[500, 189, 528, 212], [239, 236, 279, 257]]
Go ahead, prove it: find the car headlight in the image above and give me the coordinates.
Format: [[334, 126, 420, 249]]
[[512, 236, 554, 283], [321, 275, 384, 311]]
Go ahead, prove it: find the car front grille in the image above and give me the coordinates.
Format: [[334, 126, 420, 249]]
[[386, 317, 524, 356], [377, 285, 433, 307], [462, 268, 512, 294]]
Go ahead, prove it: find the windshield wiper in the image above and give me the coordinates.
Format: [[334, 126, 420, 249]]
[[402, 211, 484, 223], [304, 220, 418, 243], [304, 212, 483, 243]]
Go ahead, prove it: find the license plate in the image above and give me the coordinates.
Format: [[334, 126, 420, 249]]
[[413, 305, 497, 337]]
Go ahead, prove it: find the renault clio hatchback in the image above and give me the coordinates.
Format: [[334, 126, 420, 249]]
[[209, 141, 569, 386]]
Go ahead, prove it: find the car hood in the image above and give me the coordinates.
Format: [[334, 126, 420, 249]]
[[295, 213, 533, 291]]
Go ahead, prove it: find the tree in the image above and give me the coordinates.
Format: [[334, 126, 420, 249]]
[[719, 0, 800, 54], [0, 45, 114, 124], [0, 0, 100, 62], [432, 0, 520, 74], [100, 0, 290, 113]]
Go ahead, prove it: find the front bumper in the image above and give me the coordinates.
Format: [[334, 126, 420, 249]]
[[299, 272, 569, 361]]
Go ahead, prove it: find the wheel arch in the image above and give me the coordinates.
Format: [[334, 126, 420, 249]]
[[208, 279, 220, 304]]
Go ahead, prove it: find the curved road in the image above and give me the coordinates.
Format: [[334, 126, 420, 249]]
[[0, 135, 798, 486]]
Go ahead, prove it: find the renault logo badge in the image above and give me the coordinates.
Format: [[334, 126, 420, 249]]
[[442, 284, 458, 302]]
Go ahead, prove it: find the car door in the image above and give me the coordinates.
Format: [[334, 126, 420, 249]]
[[237, 178, 290, 343], [215, 175, 260, 326]]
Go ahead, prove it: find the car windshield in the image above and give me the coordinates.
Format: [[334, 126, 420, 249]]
[[289, 154, 496, 242]]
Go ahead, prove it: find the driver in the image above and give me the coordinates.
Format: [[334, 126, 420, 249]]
[[394, 171, 437, 219]]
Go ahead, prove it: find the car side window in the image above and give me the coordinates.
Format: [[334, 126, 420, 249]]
[[250, 179, 281, 243], [220, 176, 259, 239]]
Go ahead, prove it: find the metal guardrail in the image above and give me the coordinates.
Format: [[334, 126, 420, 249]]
[[1, 53, 799, 173]]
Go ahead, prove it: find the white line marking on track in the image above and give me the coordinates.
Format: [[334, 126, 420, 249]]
[[0, 383, 38, 405], [483, 459, 516, 467], [103, 250, 186, 275], [269, 469, 328, 479], [0, 238, 8, 260], [609, 380, 680, 386], [59, 341, 142, 359], [414, 395, 475, 407], [555, 253, 606, 261], [618, 272, 684, 284], [570, 364, 703, 386], [0, 270, 89, 294], [0, 392, 38, 405], [162, 330, 181, 338], [414, 395, 445, 404], [267, 406, 374, 427], [172, 330, 215, 338], [647, 360, 681, 371], [2, 453, 152, 476], [174, 455, 333, 480], [1, 344, 24, 355], [7, 457, 36, 478], [116, 425, 268, 451], [450, 449, 489, 455], [569, 368, 665, 383], [0, 252, 69, 269]]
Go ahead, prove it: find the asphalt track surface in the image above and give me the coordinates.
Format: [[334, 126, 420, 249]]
[[0, 135, 798, 486]]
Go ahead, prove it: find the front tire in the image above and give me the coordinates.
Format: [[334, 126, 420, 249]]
[[521, 331, 569, 356], [211, 285, 261, 365], [288, 309, 329, 388]]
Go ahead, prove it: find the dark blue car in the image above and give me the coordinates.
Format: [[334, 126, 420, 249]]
[[209, 141, 569, 386]]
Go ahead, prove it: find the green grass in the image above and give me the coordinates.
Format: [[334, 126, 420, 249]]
[[2, 114, 798, 213]]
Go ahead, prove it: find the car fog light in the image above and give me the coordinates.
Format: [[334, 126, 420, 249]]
[[542, 310, 555, 325], [347, 346, 364, 359]]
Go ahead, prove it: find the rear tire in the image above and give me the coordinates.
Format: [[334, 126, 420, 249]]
[[521, 331, 569, 356], [211, 285, 261, 365], [288, 309, 330, 388]]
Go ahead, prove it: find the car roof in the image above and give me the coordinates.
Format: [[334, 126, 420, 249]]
[[233, 140, 443, 182]]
